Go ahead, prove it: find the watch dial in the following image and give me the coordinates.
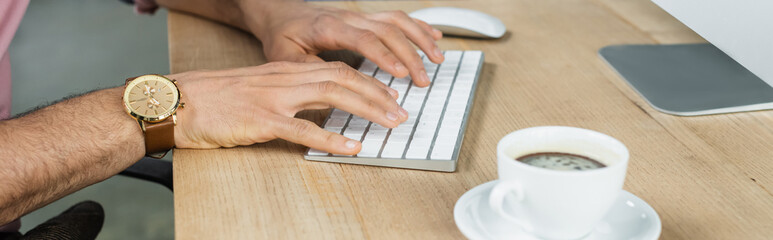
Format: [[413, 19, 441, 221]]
[[124, 75, 179, 120]]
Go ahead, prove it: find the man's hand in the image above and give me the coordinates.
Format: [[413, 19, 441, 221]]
[[0, 61, 406, 224], [157, 0, 444, 86], [171, 61, 407, 155], [239, 1, 445, 87]]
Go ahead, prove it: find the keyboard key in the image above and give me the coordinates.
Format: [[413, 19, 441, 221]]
[[358, 140, 384, 157], [418, 120, 438, 130], [393, 130, 415, 140], [425, 68, 438, 77], [410, 140, 433, 153], [443, 110, 465, 121], [360, 61, 378, 75], [382, 142, 408, 158], [308, 148, 328, 156], [344, 134, 364, 140], [463, 51, 483, 63], [405, 144, 430, 159], [364, 131, 387, 140], [406, 94, 426, 103], [392, 77, 411, 86], [423, 112, 442, 122], [437, 72, 456, 79], [412, 129, 435, 140], [348, 118, 370, 127], [392, 125, 414, 134], [430, 144, 455, 160], [406, 106, 422, 115], [330, 109, 350, 119], [444, 51, 463, 61], [369, 124, 390, 132], [405, 114, 418, 124], [411, 87, 429, 95], [343, 126, 366, 139], [375, 70, 393, 83], [407, 91, 427, 99], [389, 132, 411, 142]]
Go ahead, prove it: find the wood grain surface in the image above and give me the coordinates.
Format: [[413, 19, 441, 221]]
[[169, 0, 773, 239]]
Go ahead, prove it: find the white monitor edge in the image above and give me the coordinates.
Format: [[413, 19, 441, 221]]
[[651, 0, 773, 88]]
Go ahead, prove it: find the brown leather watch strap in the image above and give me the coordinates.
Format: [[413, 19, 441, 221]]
[[143, 117, 175, 155]]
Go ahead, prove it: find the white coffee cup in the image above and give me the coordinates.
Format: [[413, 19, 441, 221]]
[[489, 126, 629, 239]]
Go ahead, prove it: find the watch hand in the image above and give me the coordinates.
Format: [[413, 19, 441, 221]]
[[129, 97, 147, 103], [147, 98, 161, 109], [143, 85, 158, 96]]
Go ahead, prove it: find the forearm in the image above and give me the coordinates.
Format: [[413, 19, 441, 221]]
[[156, 0, 304, 37], [0, 87, 144, 225]]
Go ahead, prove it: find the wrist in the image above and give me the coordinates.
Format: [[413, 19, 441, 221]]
[[105, 87, 148, 161], [236, 0, 306, 40], [164, 74, 216, 149], [171, 86, 195, 149]]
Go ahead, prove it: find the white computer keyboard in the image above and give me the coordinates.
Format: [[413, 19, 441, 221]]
[[304, 50, 484, 172]]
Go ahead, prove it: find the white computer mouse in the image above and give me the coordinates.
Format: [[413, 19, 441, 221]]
[[409, 7, 506, 39]]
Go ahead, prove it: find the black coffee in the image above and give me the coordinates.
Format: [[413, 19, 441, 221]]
[[516, 152, 606, 171]]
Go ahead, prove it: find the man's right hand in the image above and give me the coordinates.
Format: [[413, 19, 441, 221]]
[[169, 61, 408, 155]]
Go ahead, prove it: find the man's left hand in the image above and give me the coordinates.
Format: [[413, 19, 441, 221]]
[[240, 1, 445, 87]]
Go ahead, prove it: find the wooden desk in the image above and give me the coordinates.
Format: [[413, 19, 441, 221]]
[[169, 0, 773, 239]]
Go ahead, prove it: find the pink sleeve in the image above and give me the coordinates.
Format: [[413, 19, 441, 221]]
[[0, 0, 29, 120]]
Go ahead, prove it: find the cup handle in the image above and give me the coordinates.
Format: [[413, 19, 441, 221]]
[[489, 180, 525, 224]]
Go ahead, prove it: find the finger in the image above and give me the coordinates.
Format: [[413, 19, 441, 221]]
[[313, 17, 410, 79], [412, 18, 443, 40], [273, 117, 361, 155], [293, 81, 406, 128], [344, 29, 410, 79], [195, 60, 355, 79], [348, 19, 431, 87], [230, 63, 399, 99], [297, 54, 325, 63], [368, 11, 445, 63], [321, 66, 401, 107], [247, 62, 398, 97]]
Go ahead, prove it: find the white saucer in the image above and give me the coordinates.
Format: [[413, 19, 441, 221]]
[[454, 181, 661, 240]]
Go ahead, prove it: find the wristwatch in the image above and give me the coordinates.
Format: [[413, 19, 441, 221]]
[[122, 74, 183, 157]]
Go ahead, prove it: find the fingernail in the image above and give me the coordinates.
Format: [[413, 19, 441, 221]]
[[387, 112, 399, 121], [394, 62, 407, 75], [433, 28, 443, 37], [388, 88, 398, 98], [398, 108, 409, 118], [434, 48, 443, 59], [345, 140, 359, 149], [420, 70, 430, 84]]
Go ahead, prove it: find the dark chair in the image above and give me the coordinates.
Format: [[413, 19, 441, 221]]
[[119, 157, 174, 191], [0, 158, 173, 240]]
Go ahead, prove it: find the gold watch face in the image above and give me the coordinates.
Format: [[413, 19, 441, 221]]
[[123, 75, 180, 122]]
